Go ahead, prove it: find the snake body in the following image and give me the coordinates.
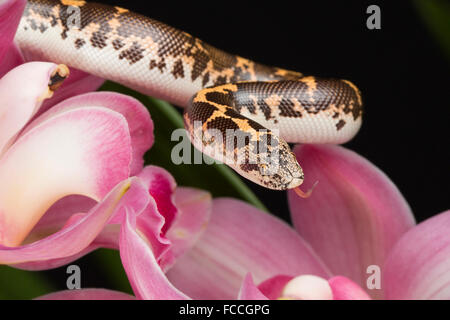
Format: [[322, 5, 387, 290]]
[[15, 0, 363, 191]]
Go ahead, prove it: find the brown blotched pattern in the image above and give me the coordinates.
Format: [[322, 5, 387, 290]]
[[184, 78, 362, 189], [22, 0, 304, 88], [19, 0, 363, 190]]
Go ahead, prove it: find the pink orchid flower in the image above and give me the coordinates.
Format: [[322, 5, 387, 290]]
[[0, 0, 179, 270], [35, 144, 449, 300], [3, 0, 448, 301], [0, 0, 228, 281]]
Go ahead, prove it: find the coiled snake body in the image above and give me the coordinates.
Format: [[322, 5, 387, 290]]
[[15, 0, 363, 193]]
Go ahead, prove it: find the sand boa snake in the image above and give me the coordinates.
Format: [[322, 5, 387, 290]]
[[15, 0, 363, 194]]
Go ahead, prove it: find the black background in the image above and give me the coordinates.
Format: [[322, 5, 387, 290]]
[[96, 0, 449, 223]]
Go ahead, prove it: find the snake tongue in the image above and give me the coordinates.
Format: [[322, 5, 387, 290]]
[[293, 181, 319, 199]]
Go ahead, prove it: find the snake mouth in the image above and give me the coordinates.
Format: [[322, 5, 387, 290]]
[[284, 165, 304, 189], [285, 176, 303, 189]]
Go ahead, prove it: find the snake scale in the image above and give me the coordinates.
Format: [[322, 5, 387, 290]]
[[14, 0, 363, 195]]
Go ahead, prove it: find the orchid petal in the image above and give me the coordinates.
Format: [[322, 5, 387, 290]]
[[14, 196, 110, 270], [288, 144, 415, 295], [19, 49, 105, 114], [384, 210, 450, 300], [0, 0, 26, 63], [164, 187, 212, 270], [13, 243, 102, 271], [12, 175, 150, 270], [0, 62, 63, 155], [138, 166, 176, 231], [113, 166, 178, 271], [0, 43, 24, 78], [238, 274, 268, 300], [0, 104, 132, 246], [23, 92, 153, 175], [328, 276, 371, 300], [23, 195, 97, 244], [0, 178, 133, 265], [18, 38, 106, 111], [119, 205, 189, 300], [166, 198, 331, 299], [14, 218, 120, 271], [36, 289, 136, 300]]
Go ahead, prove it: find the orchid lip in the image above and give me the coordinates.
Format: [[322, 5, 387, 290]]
[[279, 275, 333, 300]]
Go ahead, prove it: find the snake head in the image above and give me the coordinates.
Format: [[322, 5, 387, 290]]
[[261, 138, 304, 190], [234, 135, 304, 191], [277, 139, 305, 189]]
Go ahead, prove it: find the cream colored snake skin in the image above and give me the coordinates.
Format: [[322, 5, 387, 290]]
[[15, 0, 363, 193]]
